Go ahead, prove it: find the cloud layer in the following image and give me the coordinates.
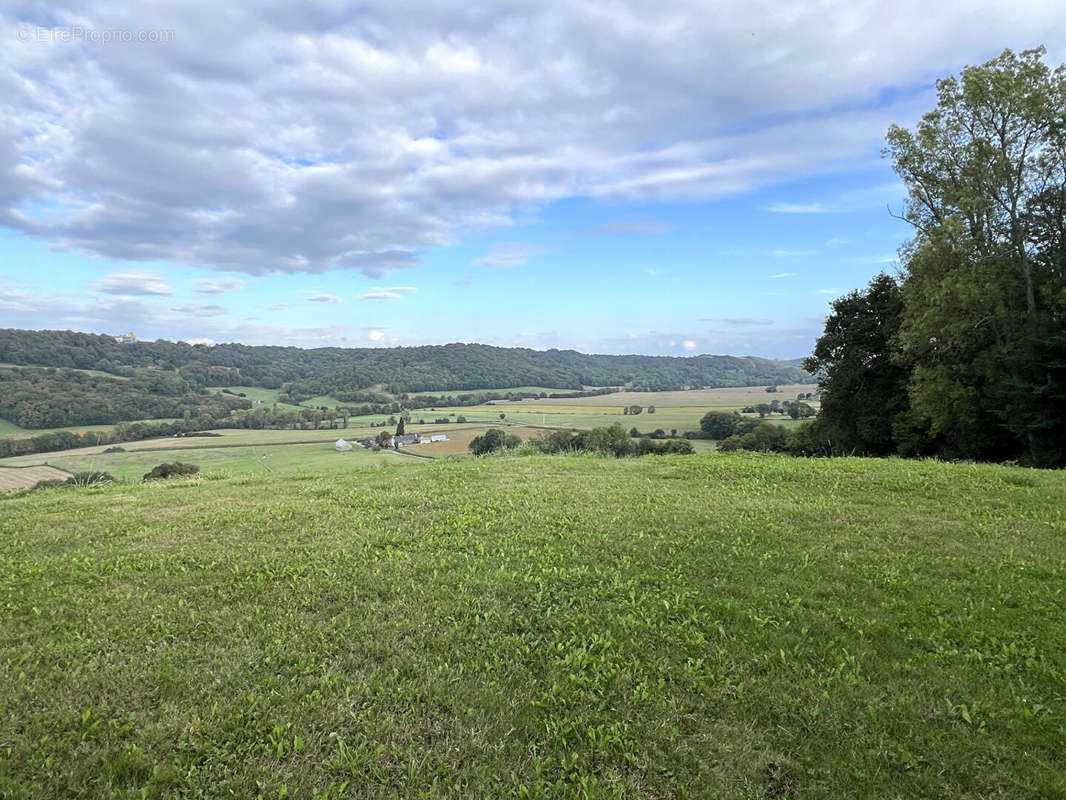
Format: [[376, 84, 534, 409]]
[[4, 1, 1062, 281]]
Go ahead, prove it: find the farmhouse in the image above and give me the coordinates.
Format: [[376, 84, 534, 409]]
[[394, 433, 422, 446], [430, 434, 448, 443]]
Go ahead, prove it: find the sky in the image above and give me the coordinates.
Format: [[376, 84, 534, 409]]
[[1, 2, 1063, 359]]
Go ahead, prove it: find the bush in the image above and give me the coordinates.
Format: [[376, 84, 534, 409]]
[[69, 471, 117, 487], [699, 411, 740, 440], [103, 446, 125, 453], [142, 462, 200, 482], [717, 423, 790, 453], [32, 478, 71, 490], [469, 428, 522, 455]]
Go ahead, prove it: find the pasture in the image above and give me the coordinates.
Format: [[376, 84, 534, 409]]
[[0, 454, 1063, 797], [0, 423, 548, 480], [0, 417, 26, 436]]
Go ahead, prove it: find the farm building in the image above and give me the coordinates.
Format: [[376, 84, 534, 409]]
[[334, 438, 353, 451], [430, 434, 448, 443], [394, 433, 422, 446]]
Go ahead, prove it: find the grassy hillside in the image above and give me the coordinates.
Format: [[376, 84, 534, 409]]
[[1, 455, 1063, 798], [0, 417, 26, 436]]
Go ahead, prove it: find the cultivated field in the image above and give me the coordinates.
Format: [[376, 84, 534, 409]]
[[1, 454, 1063, 797], [0, 464, 71, 490], [0, 423, 548, 480], [485, 384, 818, 408]]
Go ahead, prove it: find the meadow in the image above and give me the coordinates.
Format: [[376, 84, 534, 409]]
[[0, 423, 549, 481], [1, 453, 1063, 798]]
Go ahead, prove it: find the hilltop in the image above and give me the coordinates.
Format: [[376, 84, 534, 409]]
[[1, 453, 1063, 797], [0, 328, 810, 395]]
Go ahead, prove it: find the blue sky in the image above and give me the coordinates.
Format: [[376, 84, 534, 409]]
[[1, 2, 1062, 358]]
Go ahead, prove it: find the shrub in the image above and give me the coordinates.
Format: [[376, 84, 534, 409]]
[[718, 423, 790, 453], [699, 411, 740, 440], [69, 471, 116, 487], [142, 462, 200, 482], [103, 446, 125, 453], [470, 428, 522, 455]]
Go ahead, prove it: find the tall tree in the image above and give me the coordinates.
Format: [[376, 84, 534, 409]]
[[804, 274, 911, 455], [885, 47, 1066, 465]]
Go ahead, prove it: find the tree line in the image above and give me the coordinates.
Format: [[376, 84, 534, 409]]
[[804, 48, 1066, 467], [0, 330, 811, 399], [0, 366, 250, 429]]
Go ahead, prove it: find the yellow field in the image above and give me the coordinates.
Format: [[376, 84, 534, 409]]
[[486, 384, 818, 408]]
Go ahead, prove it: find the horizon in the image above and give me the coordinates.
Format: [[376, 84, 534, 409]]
[[1, 326, 808, 362], [2, 3, 1063, 359]]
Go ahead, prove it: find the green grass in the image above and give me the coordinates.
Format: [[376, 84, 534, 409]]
[[4, 440, 404, 482], [0, 418, 27, 436], [1, 454, 1063, 797]]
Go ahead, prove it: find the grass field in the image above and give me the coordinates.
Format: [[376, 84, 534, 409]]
[[0, 418, 27, 436], [1, 454, 1063, 797], [0, 424, 548, 481], [494, 384, 818, 408]]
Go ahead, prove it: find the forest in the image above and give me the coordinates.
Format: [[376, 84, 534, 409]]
[[0, 330, 810, 412]]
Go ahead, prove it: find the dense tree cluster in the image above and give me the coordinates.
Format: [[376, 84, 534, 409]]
[[469, 428, 523, 455], [0, 366, 250, 428], [532, 423, 693, 457], [0, 330, 809, 397], [806, 48, 1066, 467]]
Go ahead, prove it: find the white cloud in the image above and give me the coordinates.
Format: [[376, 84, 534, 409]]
[[768, 272, 795, 279], [358, 291, 401, 300], [366, 328, 385, 341], [816, 288, 845, 294], [370, 285, 417, 293], [194, 278, 245, 294], [764, 202, 828, 214], [681, 339, 697, 352], [304, 292, 342, 303], [474, 242, 543, 269], [184, 337, 216, 346], [172, 303, 227, 316], [772, 250, 815, 257], [722, 318, 774, 326], [92, 271, 173, 296], [4, 2, 1054, 280]]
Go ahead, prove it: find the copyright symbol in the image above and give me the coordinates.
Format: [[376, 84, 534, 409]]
[[17, 26, 30, 41]]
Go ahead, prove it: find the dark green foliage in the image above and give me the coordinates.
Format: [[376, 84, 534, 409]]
[[469, 429, 522, 455], [103, 446, 125, 453], [0, 365, 250, 429], [718, 423, 790, 453], [0, 330, 811, 397], [142, 462, 200, 482], [879, 47, 1066, 466], [534, 423, 693, 458], [395, 418, 405, 436], [69, 471, 116, 487], [30, 478, 70, 490], [804, 274, 910, 456], [699, 411, 741, 439], [635, 437, 694, 455], [30, 471, 117, 490]]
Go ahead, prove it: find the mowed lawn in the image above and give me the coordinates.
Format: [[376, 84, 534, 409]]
[[1, 454, 1064, 798]]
